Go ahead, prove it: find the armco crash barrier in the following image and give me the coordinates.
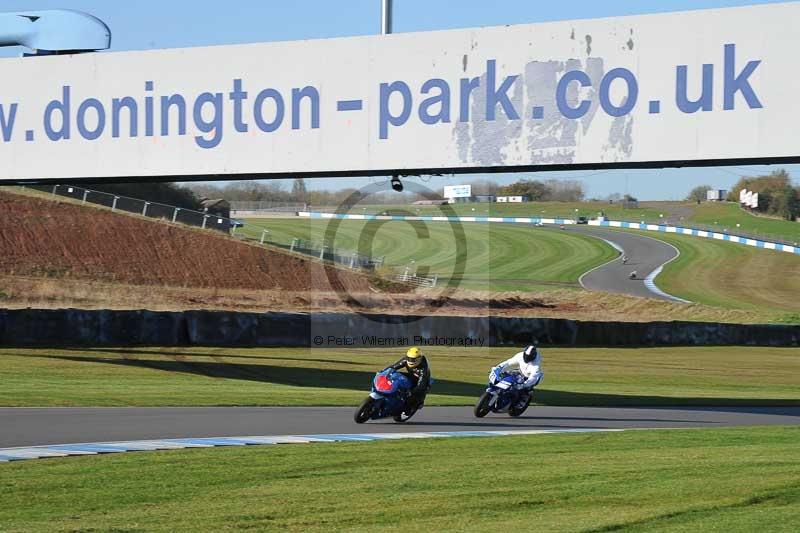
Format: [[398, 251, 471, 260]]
[[0, 309, 798, 347]]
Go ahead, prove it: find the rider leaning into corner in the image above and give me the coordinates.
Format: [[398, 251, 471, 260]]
[[386, 347, 431, 411], [491, 344, 544, 408]]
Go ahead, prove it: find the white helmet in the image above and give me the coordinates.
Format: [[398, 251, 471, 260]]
[[522, 345, 538, 363]]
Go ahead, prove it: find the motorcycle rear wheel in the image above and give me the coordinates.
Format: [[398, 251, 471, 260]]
[[354, 397, 375, 424], [474, 392, 492, 418], [508, 394, 531, 417]]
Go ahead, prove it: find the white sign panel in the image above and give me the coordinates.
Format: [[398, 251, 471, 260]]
[[443, 185, 472, 198], [739, 189, 747, 203], [1, 3, 800, 182], [750, 192, 759, 208]]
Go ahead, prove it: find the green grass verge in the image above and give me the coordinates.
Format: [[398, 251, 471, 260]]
[[1, 346, 798, 407], [242, 219, 616, 291], [312, 200, 667, 221], [689, 201, 800, 242], [1, 426, 799, 532], [626, 230, 800, 317]]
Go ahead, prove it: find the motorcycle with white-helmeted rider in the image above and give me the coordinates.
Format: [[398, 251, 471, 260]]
[[474, 344, 544, 417]]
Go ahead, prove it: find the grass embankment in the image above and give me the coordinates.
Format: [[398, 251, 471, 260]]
[[689, 201, 800, 242], [242, 219, 616, 291], [1, 346, 798, 407], [309, 200, 666, 221], [304, 200, 800, 241], [634, 230, 800, 320], [1, 426, 799, 531]]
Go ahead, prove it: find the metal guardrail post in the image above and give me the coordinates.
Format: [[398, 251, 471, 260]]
[[319, 246, 325, 260], [290, 238, 298, 252], [81, 190, 89, 204], [260, 229, 269, 244], [51, 184, 58, 197], [350, 252, 357, 268], [202, 215, 208, 229], [172, 208, 180, 223], [142, 202, 149, 217], [111, 196, 118, 210], [432, 275, 438, 287]]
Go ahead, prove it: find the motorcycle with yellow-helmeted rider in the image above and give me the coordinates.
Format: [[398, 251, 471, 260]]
[[354, 347, 432, 423]]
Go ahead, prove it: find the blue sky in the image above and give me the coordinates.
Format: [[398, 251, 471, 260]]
[[1, 0, 797, 199]]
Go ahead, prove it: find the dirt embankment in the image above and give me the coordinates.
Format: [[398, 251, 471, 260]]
[[0, 190, 374, 293]]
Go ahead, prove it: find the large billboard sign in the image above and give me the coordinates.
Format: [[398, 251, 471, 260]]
[[0, 2, 798, 183], [443, 185, 472, 199]]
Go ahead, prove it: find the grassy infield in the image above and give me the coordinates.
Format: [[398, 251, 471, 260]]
[[1, 346, 799, 531], [1, 346, 798, 407], [245, 218, 616, 291], [244, 217, 800, 321]]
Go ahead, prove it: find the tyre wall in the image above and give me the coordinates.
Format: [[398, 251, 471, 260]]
[[0, 309, 798, 347]]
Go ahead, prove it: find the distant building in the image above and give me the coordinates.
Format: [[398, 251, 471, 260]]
[[412, 199, 448, 205], [706, 189, 727, 201], [497, 195, 529, 203], [473, 195, 496, 203]]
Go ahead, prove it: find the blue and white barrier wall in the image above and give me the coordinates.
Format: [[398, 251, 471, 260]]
[[298, 211, 574, 226], [297, 212, 798, 255], [588, 220, 799, 255]]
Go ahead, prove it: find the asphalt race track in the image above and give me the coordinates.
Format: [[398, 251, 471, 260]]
[[3, 406, 799, 448], [567, 226, 681, 301]]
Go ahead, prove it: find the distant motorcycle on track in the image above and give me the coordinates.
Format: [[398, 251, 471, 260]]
[[473, 370, 532, 418], [354, 369, 419, 424]]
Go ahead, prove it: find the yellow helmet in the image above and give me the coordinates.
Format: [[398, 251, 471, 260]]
[[406, 347, 423, 367]]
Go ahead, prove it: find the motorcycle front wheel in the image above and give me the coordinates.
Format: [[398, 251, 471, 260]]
[[354, 397, 376, 423], [474, 391, 492, 418]]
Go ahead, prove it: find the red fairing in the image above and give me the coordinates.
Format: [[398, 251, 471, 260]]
[[375, 374, 393, 393]]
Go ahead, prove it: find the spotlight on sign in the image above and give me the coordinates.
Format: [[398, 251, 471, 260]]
[[391, 176, 403, 192]]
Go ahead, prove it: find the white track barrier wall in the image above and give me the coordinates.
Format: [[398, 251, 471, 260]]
[[297, 212, 799, 255]]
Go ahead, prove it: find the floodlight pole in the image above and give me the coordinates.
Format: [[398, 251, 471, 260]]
[[381, 0, 393, 35]]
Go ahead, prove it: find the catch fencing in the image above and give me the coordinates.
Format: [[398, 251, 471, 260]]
[[393, 267, 438, 288], [230, 200, 306, 213], [26, 184, 237, 234], [261, 236, 384, 271]]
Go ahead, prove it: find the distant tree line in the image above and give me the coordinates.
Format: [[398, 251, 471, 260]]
[[686, 185, 712, 203], [727, 170, 800, 221], [187, 178, 430, 207], [88, 175, 594, 210], [496, 178, 585, 202], [68, 182, 202, 210]]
